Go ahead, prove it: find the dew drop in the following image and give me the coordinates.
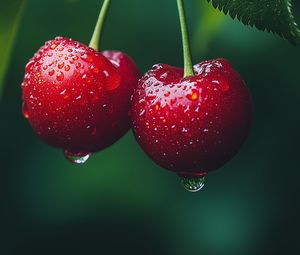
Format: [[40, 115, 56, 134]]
[[171, 98, 177, 105], [50, 44, 57, 50], [56, 71, 64, 81], [146, 95, 156, 101], [43, 65, 48, 70], [60, 89, 66, 95], [48, 69, 55, 76], [64, 149, 91, 164], [181, 176, 206, 192], [103, 70, 109, 77], [58, 61, 64, 69], [91, 65, 99, 73], [139, 109, 146, 116], [25, 60, 35, 72], [186, 89, 199, 101], [22, 102, 29, 119], [155, 103, 160, 111], [64, 65, 70, 71]]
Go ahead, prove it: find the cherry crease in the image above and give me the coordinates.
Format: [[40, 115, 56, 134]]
[[131, 59, 252, 178], [22, 37, 140, 153]]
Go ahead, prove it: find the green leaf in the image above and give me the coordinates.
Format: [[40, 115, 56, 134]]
[[206, 0, 300, 45], [0, 0, 26, 99]]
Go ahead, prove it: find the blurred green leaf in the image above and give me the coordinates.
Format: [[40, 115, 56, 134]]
[[207, 0, 300, 45], [0, 0, 26, 98], [192, 1, 226, 57]]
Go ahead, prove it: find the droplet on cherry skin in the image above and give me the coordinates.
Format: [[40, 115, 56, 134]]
[[22, 102, 29, 119], [181, 176, 206, 192], [64, 149, 91, 164]]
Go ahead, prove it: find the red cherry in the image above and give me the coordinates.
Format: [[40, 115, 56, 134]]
[[22, 37, 140, 160], [131, 59, 252, 185]]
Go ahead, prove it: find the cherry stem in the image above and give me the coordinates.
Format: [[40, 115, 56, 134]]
[[177, 0, 194, 77], [89, 0, 111, 51]]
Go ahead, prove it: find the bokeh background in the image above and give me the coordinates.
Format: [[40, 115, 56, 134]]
[[1, 0, 300, 254]]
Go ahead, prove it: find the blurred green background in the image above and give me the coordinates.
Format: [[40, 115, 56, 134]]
[[1, 0, 300, 254]]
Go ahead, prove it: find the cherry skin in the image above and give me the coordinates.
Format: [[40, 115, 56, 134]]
[[22, 36, 140, 156], [131, 59, 252, 179]]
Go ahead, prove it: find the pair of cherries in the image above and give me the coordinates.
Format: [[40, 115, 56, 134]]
[[22, 36, 252, 191]]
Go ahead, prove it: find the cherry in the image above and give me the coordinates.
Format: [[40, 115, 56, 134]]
[[130, 0, 252, 191], [131, 59, 252, 189], [22, 36, 139, 159], [21, 0, 140, 162]]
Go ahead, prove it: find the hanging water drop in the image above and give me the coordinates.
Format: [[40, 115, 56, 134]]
[[64, 149, 91, 164], [181, 176, 206, 192]]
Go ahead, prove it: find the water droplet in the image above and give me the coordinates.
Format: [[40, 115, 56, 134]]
[[91, 65, 99, 73], [48, 69, 55, 76], [60, 89, 66, 95], [64, 65, 70, 71], [22, 102, 29, 119], [171, 98, 177, 105], [58, 61, 64, 69], [164, 91, 171, 97], [64, 149, 91, 164], [43, 65, 48, 70], [81, 53, 93, 62], [181, 176, 206, 192], [50, 44, 57, 50], [146, 95, 156, 102], [139, 109, 146, 116], [155, 103, 160, 111], [56, 71, 64, 81], [81, 54, 87, 59], [103, 70, 109, 77], [186, 89, 199, 101]]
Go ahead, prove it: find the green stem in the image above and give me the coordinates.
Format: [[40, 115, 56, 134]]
[[89, 0, 111, 51], [177, 0, 194, 77]]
